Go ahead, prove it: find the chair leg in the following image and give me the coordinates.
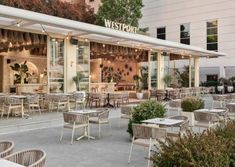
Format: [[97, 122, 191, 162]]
[[98, 123, 101, 138], [7, 107, 11, 119], [128, 137, 135, 164], [60, 127, 64, 142], [147, 138, 152, 167], [71, 126, 75, 145], [57, 103, 60, 113], [87, 124, 90, 141]]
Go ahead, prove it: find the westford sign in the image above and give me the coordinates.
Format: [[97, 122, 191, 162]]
[[104, 19, 138, 34]]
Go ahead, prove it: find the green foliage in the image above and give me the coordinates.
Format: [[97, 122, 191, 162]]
[[95, 0, 143, 27], [163, 74, 172, 87], [10, 61, 31, 84], [127, 100, 166, 136], [214, 120, 235, 166], [177, 65, 194, 87], [181, 97, 204, 112], [152, 130, 230, 167], [200, 80, 219, 87], [1, 0, 95, 23], [219, 77, 228, 85], [73, 72, 85, 91]]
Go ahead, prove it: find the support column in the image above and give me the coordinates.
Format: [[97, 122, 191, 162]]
[[148, 51, 151, 90], [157, 51, 164, 89], [194, 57, 200, 87], [189, 57, 192, 88], [64, 38, 77, 93]]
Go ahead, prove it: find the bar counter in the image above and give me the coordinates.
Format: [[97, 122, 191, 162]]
[[16, 84, 47, 94]]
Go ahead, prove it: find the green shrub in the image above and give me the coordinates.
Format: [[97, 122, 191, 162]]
[[152, 130, 230, 167], [214, 120, 235, 166], [127, 100, 166, 136], [181, 97, 204, 112]]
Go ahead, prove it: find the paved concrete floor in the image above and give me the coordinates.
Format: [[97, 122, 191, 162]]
[[1, 118, 148, 167], [0, 96, 215, 167]]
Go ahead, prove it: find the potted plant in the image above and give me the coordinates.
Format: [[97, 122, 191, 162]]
[[73, 72, 85, 91], [163, 74, 172, 88], [181, 97, 204, 126], [127, 100, 166, 137], [10, 61, 31, 84], [133, 74, 144, 99], [227, 77, 234, 93]]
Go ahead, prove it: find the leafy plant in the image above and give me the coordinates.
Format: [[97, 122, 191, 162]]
[[177, 65, 194, 87], [133, 74, 143, 93], [181, 97, 204, 112], [73, 72, 85, 91], [127, 100, 166, 136], [152, 130, 230, 167], [10, 61, 31, 84], [218, 77, 228, 86], [163, 74, 172, 87], [214, 120, 235, 166]]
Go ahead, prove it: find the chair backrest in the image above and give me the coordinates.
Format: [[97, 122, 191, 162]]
[[150, 89, 157, 96], [132, 124, 166, 139], [168, 115, 189, 130], [98, 109, 110, 120], [156, 89, 166, 94], [121, 106, 133, 115], [0, 96, 6, 104], [4, 149, 46, 167], [26, 95, 40, 104], [169, 100, 181, 108], [168, 115, 188, 121], [73, 91, 86, 102], [63, 112, 88, 124], [53, 95, 68, 102], [0, 141, 14, 158], [5, 97, 22, 105], [194, 111, 220, 122]]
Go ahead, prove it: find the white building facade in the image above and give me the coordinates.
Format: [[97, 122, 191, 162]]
[[140, 0, 235, 82]]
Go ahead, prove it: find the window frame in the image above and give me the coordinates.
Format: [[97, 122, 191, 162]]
[[156, 27, 166, 40], [180, 23, 190, 45], [207, 20, 218, 51]]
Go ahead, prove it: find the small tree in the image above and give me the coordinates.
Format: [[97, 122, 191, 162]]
[[73, 72, 85, 91], [95, 0, 143, 27], [163, 74, 172, 88]]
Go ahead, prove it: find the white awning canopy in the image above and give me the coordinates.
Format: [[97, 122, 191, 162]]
[[0, 5, 227, 58]]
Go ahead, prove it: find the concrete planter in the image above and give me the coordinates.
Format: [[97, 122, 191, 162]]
[[181, 111, 195, 126]]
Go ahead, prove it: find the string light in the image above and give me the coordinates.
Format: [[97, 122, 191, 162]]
[[16, 23, 20, 27]]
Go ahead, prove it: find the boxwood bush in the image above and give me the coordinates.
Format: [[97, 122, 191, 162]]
[[127, 100, 166, 137], [181, 97, 204, 112]]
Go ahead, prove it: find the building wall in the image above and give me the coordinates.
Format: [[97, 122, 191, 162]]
[[140, 0, 235, 80]]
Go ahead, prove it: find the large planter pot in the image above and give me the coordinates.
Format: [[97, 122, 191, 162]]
[[136, 92, 143, 99], [181, 111, 195, 126]]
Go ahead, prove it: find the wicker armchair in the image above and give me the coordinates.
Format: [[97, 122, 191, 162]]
[[168, 99, 181, 115], [60, 112, 89, 144], [0, 96, 5, 118], [25, 95, 41, 115], [4, 97, 24, 119], [121, 92, 129, 104], [89, 108, 110, 138], [4, 149, 46, 167], [128, 124, 167, 167], [70, 91, 86, 110], [0, 141, 14, 158], [52, 95, 70, 112], [194, 111, 220, 131], [156, 89, 166, 101], [119, 105, 134, 128], [168, 89, 180, 99], [149, 89, 157, 100], [212, 95, 227, 108], [167, 116, 189, 132]]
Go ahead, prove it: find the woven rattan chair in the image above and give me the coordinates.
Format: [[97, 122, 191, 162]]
[[60, 112, 89, 144], [4, 149, 46, 167], [212, 95, 227, 108], [156, 89, 166, 101], [226, 103, 235, 118], [89, 108, 111, 138], [167, 99, 181, 115], [25, 95, 41, 115], [0, 96, 5, 118], [118, 105, 135, 128], [52, 95, 70, 112], [168, 89, 180, 100], [149, 89, 157, 100], [4, 97, 24, 119], [0, 141, 14, 158], [121, 92, 129, 104], [88, 93, 103, 108], [180, 88, 191, 98], [128, 124, 167, 167], [70, 91, 86, 110], [194, 111, 220, 131], [211, 107, 229, 122], [43, 94, 54, 112]]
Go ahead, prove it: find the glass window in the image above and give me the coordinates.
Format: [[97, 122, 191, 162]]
[[180, 23, 190, 45], [76, 41, 90, 91], [48, 39, 64, 93], [207, 20, 218, 51], [150, 52, 158, 88], [157, 27, 166, 40]]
